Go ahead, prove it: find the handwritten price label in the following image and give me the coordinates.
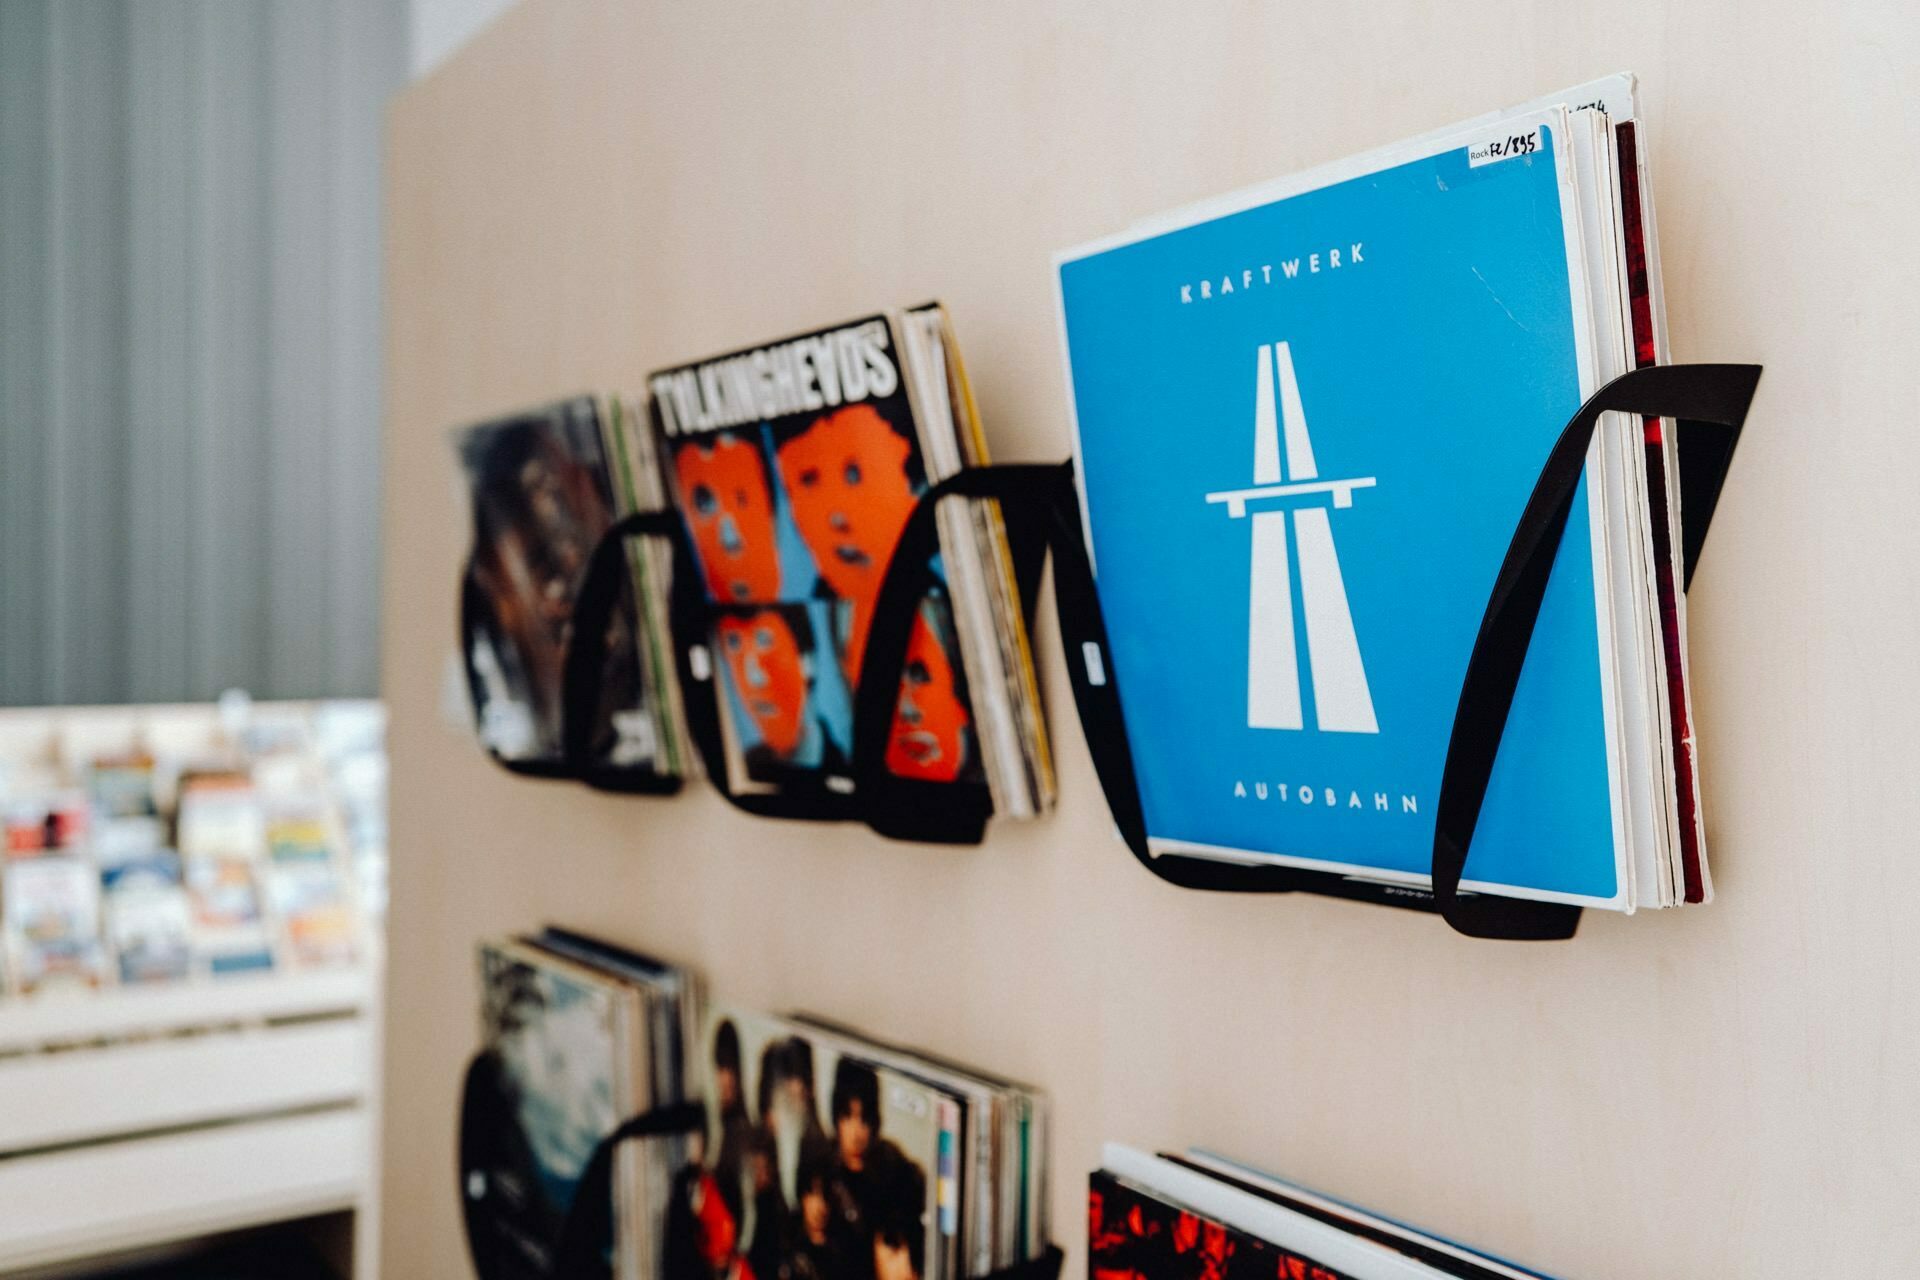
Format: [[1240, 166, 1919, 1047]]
[[1467, 128, 1542, 167]]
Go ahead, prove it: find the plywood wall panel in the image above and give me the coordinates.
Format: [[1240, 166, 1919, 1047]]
[[383, 3, 1920, 1275]]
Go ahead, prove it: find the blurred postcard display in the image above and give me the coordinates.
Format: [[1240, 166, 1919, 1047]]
[[0, 702, 380, 995]]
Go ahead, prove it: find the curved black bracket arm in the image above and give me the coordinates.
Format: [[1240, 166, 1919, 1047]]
[[1431, 362, 1761, 938], [572, 510, 862, 822], [557, 510, 687, 795], [850, 465, 1060, 845]]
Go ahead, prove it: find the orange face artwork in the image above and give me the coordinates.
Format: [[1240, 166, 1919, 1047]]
[[885, 611, 970, 781], [674, 435, 781, 603], [775, 405, 918, 672], [715, 610, 807, 757]]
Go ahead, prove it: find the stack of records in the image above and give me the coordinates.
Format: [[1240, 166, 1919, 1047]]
[[471, 929, 702, 1280], [646, 307, 1054, 815], [455, 396, 690, 778], [1054, 75, 1705, 912], [672, 1005, 1049, 1280], [1094, 1146, 1556, 1280]]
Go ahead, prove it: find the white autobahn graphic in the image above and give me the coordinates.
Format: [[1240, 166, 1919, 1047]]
[[1204, 342, 1379, 734]]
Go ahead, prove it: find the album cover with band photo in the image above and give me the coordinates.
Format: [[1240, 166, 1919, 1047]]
[[669, 1005, 952, 1280], [650, 317, 987, 795]]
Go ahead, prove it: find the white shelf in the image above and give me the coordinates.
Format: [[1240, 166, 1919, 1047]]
[[0, 701, 384, 1275], [0, 1107, 366, 1274], [0, 965, 372, 1054], [0, 963, 379, 1275], [0, 1017, 368, 1153]]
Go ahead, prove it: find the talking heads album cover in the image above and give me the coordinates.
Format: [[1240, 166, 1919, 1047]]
[[650, 318, 984, 793], [1055, 107, 1629, 908], [671, 1005, 945, 1280]]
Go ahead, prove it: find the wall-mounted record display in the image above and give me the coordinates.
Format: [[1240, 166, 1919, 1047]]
[[471, 308, 1062, 844], [444, 78, 1758, 938]]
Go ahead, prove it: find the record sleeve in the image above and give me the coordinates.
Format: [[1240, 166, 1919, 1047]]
[[649, 318, 991, 799], [457, 396, 671, 772], [1169, 1153, 1552, 1280], [473, 939, 639, 1280], [792, 1010, 1049, 1275], [87, 748, 160, 818], [670, 1005, 950, 1280], [265, 862, 359, 967], [1091, 1168, 1361, 1280], [1055, 106, 1632, 908], [260, 785, 361, 968], [1099, 1148, 1444, 1280], [183, 855, 276, 975]]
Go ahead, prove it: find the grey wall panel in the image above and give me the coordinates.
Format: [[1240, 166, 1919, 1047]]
[[44, 0, 130, 706], [0, 0, 407, 706], [263, 0, 338, 700], [189, 0, 273, 700], [328, 0, 406, 700], [0, 1, 54, 706], [126, 0, 195, 704]]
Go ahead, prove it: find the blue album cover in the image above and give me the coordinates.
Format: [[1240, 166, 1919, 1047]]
[[1057, 115, 1624, 905]]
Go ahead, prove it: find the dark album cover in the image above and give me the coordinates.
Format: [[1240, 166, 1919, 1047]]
[[470, 941, 625, 1279], [1090, 1171, 1359, 1280], [650, 318, 983, 792], [457, 398, 655, 767]]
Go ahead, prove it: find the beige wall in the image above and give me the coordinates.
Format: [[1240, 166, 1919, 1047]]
[[381, 2, 1920, 1274]]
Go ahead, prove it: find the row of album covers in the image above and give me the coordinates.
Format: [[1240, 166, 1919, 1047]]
[[472, 928, 1573, 1280], [455, 74, 1726, 917]]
